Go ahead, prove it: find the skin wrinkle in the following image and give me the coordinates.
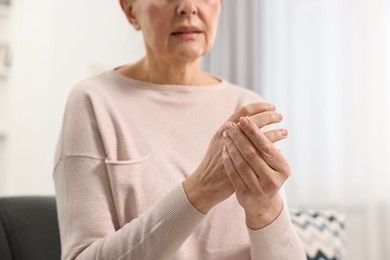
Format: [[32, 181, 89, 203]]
[[118, 0, 222, 85]]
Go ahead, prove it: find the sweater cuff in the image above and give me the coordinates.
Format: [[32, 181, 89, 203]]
[[247, 204, 306, 258], [151, 184, 206, 248], [157, 183, 206, 223]]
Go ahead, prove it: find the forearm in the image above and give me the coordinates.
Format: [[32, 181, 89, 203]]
[[55, 157, 205, 260], [72, 185, 204, 260]]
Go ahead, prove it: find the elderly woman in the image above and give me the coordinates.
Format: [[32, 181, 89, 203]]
[[53, 0, 306, 259]]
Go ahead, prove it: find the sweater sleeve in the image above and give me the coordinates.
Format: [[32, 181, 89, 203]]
[[53, 84, 205, 260], [247, 202, 306, 260], [54, 156, 205, 260]]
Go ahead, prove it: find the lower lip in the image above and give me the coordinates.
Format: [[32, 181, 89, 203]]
[[172, 32, 201, 40]]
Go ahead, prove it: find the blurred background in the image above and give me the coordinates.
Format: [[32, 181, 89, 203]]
[[0, 0, 389, 259]]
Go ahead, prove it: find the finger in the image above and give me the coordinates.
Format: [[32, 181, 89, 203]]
[[238, 117, 290, 174], [245, 111, 283, 130], [223, 129, 261, 191], [224, 124, 286, 199], [227, 102, 276, 123], [263, 129, 289, 143], [225, 124, 286, 195], [222, 145, 247, 193], [224, 131, 282, 198], [224, 122, 273, 179]]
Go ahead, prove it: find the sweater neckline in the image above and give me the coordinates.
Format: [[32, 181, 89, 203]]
[[109, 68, 227, 93]]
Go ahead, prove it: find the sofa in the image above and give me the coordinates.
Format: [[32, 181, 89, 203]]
[[0, 197, 61, 260], [0, 196, 345, 260]]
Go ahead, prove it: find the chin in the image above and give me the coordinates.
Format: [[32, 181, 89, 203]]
[[172, 46, 207, 62]]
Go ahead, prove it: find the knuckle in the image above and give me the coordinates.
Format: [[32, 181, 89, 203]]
[[241, 187, 251, 197], [240, 106, 250, 116], [254, 187, 265, 198], [261, 144, 272, 154], [267, 132, 279, 143], [271, 112, 281, 121], [226, 129, 242, 144], [268, 179, 280, 191], [269, 112, 275, 121], [226, 169, 237, 178], [236, 160, 248, 172], [229, 127, 240, 139], [244, 122, 257, 135], [280, 164, 291, 177], [244, 147, 258, 160]]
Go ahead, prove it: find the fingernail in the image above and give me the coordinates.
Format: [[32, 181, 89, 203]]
[[223, 131, 228, 139], [225, 122, 233, 131], [277, 113, 283, 120], [270, 104, 276, 110], [281, 129, 288, 136], [239, 116, 249, 127]]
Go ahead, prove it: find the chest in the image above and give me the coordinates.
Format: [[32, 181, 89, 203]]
[[101, 99, 234, 226]]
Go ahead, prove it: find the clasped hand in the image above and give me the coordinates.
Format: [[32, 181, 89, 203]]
[[222, 116, 290, 229], [183, 103, 291, 229]]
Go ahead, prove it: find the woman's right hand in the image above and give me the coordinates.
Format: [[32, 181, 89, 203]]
[[183, 102, 287, 214]]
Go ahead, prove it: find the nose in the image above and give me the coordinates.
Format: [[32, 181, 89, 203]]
[[176, 0, 198, 16]]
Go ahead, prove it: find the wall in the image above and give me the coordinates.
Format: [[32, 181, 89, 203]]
[[0, 0, 14, 194], [1, 0, 145, 195]]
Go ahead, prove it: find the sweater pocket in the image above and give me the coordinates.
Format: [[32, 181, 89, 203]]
[[104, 153, 163, 227], [105, 152, 151, 165]]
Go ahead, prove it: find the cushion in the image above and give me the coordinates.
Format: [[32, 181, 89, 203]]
[[290, 208, 346, 260]]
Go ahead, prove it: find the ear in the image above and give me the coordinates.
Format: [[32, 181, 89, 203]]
[[119, 0, 141, 31]]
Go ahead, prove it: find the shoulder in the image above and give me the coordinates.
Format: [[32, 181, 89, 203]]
[[68, 71, 113, 100], [56, 73, 111, 160], [65, 70, 133, 110], [61, 72, 121, 125]]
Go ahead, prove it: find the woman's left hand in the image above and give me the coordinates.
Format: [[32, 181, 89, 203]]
[[222, 116, 290, 230]]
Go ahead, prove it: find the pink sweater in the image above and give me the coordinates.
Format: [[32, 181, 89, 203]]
[[53, 70, 306, 260]]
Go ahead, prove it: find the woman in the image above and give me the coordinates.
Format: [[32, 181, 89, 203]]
[[53, 0, 306, 259]]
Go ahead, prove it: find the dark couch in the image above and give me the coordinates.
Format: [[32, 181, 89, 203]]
[[0, 197, 61, 260], [0, 196, 345, 260]]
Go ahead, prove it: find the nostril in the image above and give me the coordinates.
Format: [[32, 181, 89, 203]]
[[177, 5, 197, 16]]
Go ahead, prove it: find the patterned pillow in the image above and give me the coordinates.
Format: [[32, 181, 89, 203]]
[[290, 208, 346, 260]]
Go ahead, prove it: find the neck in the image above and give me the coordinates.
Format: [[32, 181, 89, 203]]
[[118, 56, 219, 86]]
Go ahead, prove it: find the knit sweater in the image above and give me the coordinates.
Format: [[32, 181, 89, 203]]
[[53, 70, 306, 260]]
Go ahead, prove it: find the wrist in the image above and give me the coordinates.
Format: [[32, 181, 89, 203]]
[[182, 174, 215, 214], [245, 194, 284, 230]]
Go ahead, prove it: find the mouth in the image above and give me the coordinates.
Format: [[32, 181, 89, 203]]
[[171, 26, 203, 36]]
